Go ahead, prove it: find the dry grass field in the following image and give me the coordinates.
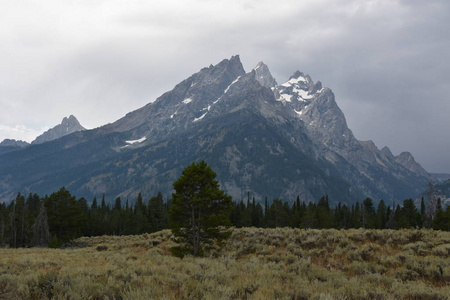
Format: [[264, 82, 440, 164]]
[[0, 228, 449, 299]]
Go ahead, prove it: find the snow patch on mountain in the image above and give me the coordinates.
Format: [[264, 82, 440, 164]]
[[126, 137, 146, 144], [278, 94, 293, 102], [121, 136, 147, 149], [293, 88, 313, 100], [281, 76, 307, 87], [224, 76, 241, 94], [294, 109, 303, 116], [193, 112, 208, 122], [182, 98, 192, 104]]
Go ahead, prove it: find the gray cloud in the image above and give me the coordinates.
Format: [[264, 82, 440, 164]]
[[1, 0, 449, 173]]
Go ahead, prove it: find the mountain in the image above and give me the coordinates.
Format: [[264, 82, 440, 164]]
[[0, 56, 433, 204], [430, 173, 450, 183], [0, 139, 29, 156], [31, 115, 86, 145]]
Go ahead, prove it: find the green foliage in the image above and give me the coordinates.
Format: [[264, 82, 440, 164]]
[[45, 187, 87, 245], [169, 161, 233, 256], [8, 193, 32, 247], [148, 192, 168, 232], [1, 184, 449, 250], [433, 205, 450, 230], [48, 235, 60, 248]]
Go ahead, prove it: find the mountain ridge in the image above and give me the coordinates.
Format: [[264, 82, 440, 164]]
[[0, 56, 433, 204]]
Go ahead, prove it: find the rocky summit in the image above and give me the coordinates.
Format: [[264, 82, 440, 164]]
[[0, 56, 433, 204], [32, 115, 86, 145]]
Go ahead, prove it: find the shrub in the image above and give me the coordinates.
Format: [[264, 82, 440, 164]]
[[96, 245, 108, 251], [1, 228, 449, 299]]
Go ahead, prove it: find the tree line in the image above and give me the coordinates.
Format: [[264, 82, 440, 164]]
[[230, 194, 449, 231], [0, 188, 449, 248]]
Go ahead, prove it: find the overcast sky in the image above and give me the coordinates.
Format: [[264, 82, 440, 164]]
[[1, 0, 449, 173]]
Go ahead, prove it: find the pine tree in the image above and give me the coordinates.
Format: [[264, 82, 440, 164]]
[[316, 195, 334, 228], [169, 161, 233, 257], [376, 200, 387, 229], [45, 187, 87, 246], [362, 198, 376, 228], [419, 197, 427, 228], [433, 205, 450, 231], [351, 202, 362, 228], [401, 199, 419, 228], [91, 197, 98, 210], [111, 197, 124, 235], [133, 192, 149, 234], [148, 192, 168, 232], [0, 203, 4, 246], [302, 201, 317, 229]]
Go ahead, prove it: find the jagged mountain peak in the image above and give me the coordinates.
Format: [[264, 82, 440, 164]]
[[253, 61, 277, 88], [32, 115, 86, 145], [200, 55, 244, 78], [381, 146, 394, 157], [100, 55, 248, 143], [275, 71, 324, 105], [395, 151, 429, 177]]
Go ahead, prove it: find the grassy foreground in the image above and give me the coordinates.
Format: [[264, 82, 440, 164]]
[[0, 228, 449, 299]]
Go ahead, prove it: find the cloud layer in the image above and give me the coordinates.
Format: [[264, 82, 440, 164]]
[[1, 0, 449, 172]]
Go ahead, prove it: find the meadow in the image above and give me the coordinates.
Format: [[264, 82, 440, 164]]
[[0, 228, 449, 299]]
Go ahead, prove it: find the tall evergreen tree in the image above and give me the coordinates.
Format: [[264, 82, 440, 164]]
[[91, 197, 98, 210], [302, 201, 317, 228], [376, 200, 387, 229], [401, 199, 419, 228], [110, 197, 124, 235], [45, 187, 87, 246], [351, 202, 362, 228], [419, 197, 426, 228], [169, 161, 233, 257], [0, 203, 5, 246], [433, 205, 450, 231], [9, 193, 31, 247], [362, 198, 376, 228], [114, 197, 122, 211], [148, 192, 168, 232], [316, 195, 334, 228]]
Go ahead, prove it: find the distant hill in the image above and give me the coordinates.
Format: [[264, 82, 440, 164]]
[[0, 139, 29, 155]]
